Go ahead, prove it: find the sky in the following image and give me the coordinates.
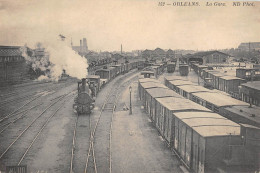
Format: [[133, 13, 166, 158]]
[[0, 0, 259, 51]]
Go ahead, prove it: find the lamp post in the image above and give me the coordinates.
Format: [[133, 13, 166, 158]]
[[129, 86, 132, 115]]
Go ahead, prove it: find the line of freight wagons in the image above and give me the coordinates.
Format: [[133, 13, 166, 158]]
[[190, 63, 247, 98], [138, 78, 260, 173], [164, 76, 260, 128]]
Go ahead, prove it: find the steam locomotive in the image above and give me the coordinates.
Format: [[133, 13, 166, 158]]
[[73, 78, 95, 114]]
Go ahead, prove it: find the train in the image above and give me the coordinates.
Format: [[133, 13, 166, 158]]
[[139, 77, 260, 173], [73, 78, 95, 114], [73, 60, 148, 114]]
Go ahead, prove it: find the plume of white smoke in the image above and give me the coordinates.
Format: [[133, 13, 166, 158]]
[[21, 35, 88, 81]]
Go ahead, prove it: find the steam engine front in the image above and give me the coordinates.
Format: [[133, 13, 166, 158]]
[[73, 78, 94, 114]]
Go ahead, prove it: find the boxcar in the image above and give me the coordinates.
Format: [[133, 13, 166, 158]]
[[220, 105, 260, 128], [111, 64, 123, 76], [167, 63, 176, 73], [140, 71, 155, 78], [236, 68, 260, 81], [164, 76, 189, 86], [218, 76, 246, 95], [173, 111, 241, 173], [166, 80, 194, 93], [154, 97, 211, 146], [138, 81, 168, 103], [179, 65, 189, 76], [95, 68, 111, 80], [144, 88, 181, 122], [191, 92, 248, 113], [176, 84, 215, 100]]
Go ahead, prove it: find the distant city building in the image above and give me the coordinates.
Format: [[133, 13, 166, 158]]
[[72, 38, 88, 55], [184, 51, 230, 65], [238, 42, 260, 51]]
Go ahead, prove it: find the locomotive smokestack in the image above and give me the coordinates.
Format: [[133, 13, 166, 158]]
[[82, 78, 86, 91]]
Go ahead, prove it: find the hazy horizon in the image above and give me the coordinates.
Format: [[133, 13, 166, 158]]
[[0, 0, 259, 51]]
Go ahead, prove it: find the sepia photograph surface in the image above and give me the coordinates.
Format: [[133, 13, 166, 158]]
[[0, 0, 259, 173]]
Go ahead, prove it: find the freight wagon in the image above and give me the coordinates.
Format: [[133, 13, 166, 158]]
[[166, 62, 176, 73], [138, 79, 248, 173], [139, 78, 260, 172], [138, 81, 167, 105], [191, 92, 248, 113], [175, 84, 215, 100], [154, 97, 211, 146], [179, 64, 189, 76], [219, 105, 260, 128], [165, 80, 194, 94], [173, 111, 241, 173], [144, 87, 181, 122]]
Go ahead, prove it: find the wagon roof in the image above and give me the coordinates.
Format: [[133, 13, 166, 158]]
[[140, 82, 168, 89], [203, 70, 219, 73], [210, 73, 227, 77], [138, 78, 160, 83], [146, 88, 181, 98], [164, 76, 189, 81], [141, 71, 155, 75], [169, 80, 195, 86], [156, 97, 210, 112], [174, 112, 240, 137], [177, 85, 214, 93], [86, 75, 100, 79], [224, 105, 260, 124], [241, 81, 260, 90], [219, 75, 244, 80], [192, 92, 249, 107]]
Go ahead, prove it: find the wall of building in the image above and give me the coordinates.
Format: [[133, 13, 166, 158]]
[[203, 52, 228, 64]]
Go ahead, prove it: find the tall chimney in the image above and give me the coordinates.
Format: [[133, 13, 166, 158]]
[[121, 44, 122, 54], [83, 38, 87, 52], [80, 40, 82, 52]]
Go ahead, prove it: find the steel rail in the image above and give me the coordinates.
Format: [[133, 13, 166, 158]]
[[0, 103, 42, 134], [0, 92, 72, 159], [17, 93, 74, 165]]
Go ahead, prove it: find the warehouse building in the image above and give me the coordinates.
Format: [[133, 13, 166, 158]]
[[0, 46, 32, 86], [184, 51, 230, 65]]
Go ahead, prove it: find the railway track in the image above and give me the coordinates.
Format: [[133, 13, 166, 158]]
[[0, 81, 70, 107], [0, 91, 76, 163], [70, 70, 139, 173]]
